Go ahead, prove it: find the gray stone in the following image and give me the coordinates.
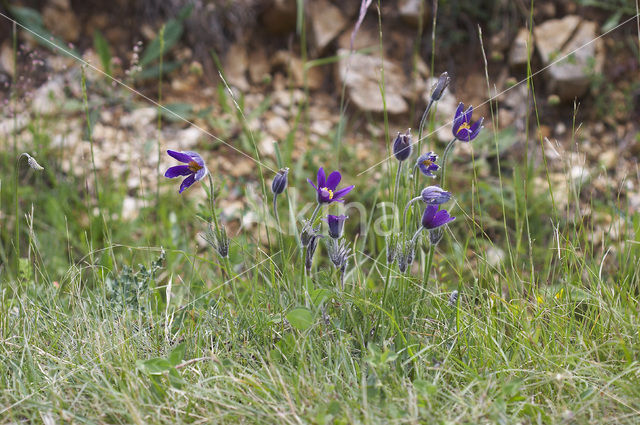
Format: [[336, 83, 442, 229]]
[[308, 0, 348, 52], [337, 49, 408, 115], [509, 28, 532, 68], [534, 16, 603, 101]]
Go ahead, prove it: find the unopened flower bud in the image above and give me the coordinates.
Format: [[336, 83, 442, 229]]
[[431, 72, 450, 101], [392, 129, 412, 162], [271, 168, 289, 195]]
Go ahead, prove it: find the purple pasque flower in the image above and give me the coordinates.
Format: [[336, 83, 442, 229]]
[[326, 214, 348, 239], [421, 204, 455, 230], [416, 152, 439, 177], [307, 167, 354, 204], [452, 103, 483, 142], [164, 150, 208, 193], [420, 186, 451, 205]]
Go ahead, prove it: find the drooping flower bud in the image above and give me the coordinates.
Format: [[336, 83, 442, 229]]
[[392, 129, 412, 162], [420, 186, 452, 205]]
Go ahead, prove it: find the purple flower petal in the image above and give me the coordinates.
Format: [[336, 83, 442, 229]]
[[432, 209, 455, 227], [194, 167, 208, 181], [326, 171, 342, 190], [317, 167, 326, 188], [179, 174, 196, 193], [469, 117, 484, 140], [463, 105, 473, 123], [333, 185, 355, 200], [167, 150, 194, 164], [307, 178, 318, 191], [454, 103, 464, 119], [184, 151, 205, 167], [164, 165, 191, 178]]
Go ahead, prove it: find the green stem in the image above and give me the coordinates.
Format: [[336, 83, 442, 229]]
[[420, 244, 435, 305], [439, 138, 457, 190], [393, 161, 404, 226], [402, 196, 421, 233]]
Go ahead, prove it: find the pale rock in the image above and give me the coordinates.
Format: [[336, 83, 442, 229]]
[[259, 136, 277, 156], [486, 246, 505, 267], [32, 77, 65, 115], [248, 49, 270, 84], [0, 113, 29, 138], [534, 16, 581, 62], [224, 43, 249, 91], [337, 50, 408, 115], [555, 122, 567, 136], [399, 0, 429, 27], [599, 149, 617, 170], [311, 120, 333, 136], [176, 127, 201, 150], [308, 0, 347, 52], [121, 107, 156, 128], [0, 42, 15, 77], [535, 16, 603, 101], [337, 23, 378, 51], [266, 115, 290, 140], [42, 4, 80, 42], [122, 196, 142, 221], [509, 28, 532, 67]]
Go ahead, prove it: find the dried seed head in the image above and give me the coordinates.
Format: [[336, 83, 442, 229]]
[[19, 153, 44, 171]]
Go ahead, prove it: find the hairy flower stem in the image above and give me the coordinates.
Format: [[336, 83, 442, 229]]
[[204, 175, 231, 279], [393, 161, 403, 227], [413, 98, 435, 195], [439, 138, 457, 190], [402, 196, 422, 233], [411, 228, 424, 247], [309, 203, 322, 225], [420, 245, 435, 304]]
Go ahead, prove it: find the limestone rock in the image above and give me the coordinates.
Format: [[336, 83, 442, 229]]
[[32, 77, 65, 115], [337, 49, 408, 115], [509, 28, 532, 68], [534, 16, 603, 101], [308, 0, 348, 52], [224, 43, 249, 91]]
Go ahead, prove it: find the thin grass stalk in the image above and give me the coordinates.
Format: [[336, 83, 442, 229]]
[[155, 25, 165, 213]]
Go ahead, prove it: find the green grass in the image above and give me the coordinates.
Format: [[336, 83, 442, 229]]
[[2, 3, 640, 424]]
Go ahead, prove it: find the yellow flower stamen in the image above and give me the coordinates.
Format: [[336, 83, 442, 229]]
[[188, 160, 203, 172], [456, 122, 471, 134], [321, 187, 334, 200], [422, 159, 433, 167]]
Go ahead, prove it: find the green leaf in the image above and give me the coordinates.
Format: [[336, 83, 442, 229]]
[[134, 61, 182, 81], [160, 102, 194, 122], [137, 358, 173, 375], [310, 288, 334, 306], [93, 30, 112, 76], [286, 307, 314, 331], [168, 342, 186, 366], [140, 20, 182, 68]]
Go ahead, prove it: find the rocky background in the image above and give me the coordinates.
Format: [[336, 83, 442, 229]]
[[0, 0, 638, 223]]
